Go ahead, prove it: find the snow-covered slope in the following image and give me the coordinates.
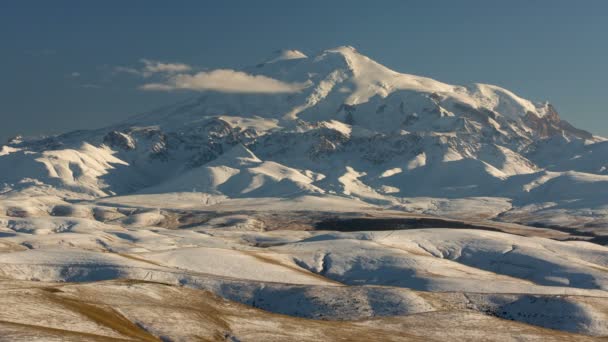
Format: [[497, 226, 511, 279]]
[[1, 46, 606, 228], [1, 204, 608, 337]]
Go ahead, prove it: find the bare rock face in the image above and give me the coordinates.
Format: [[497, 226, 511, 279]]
[[103, 131, 136, 150], [524, 104, 593, 140], [6, 135, 23, 145]]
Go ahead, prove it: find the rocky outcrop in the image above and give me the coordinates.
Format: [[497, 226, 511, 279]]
[[103, 131, 136, 150], [524, 104, 593, 140]]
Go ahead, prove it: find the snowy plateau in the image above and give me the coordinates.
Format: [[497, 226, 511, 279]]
[[1, 46, 608, 341]]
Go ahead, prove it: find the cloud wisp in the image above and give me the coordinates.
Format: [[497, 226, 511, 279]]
[[115, 59, 192, 77], [115, 59, 308, 94], [140, 69, 310, 94], [140, 59, 192, 76]]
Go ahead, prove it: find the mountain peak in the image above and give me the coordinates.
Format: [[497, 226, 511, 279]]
[[316, 45, 370, 67], [324, 45, 358, 54]]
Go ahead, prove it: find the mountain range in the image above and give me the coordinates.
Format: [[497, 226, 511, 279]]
[[2, 46, 607, 230]]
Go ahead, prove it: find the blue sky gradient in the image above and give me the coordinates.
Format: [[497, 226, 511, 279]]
[[1, 0, 607, 141]]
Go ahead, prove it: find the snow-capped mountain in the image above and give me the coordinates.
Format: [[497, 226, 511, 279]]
[[2, 46, 607, 228]]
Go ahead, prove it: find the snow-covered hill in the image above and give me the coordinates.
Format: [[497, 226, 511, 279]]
[[1, 202, 608, 339], [1, 46, 606, 229]]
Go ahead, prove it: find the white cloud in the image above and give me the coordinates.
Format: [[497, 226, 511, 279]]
[[114, 58, 309, 94], [70, 72, 81, 78], [114, 59, 192, 77], [140, 69, 310, 94], [140, 59, 191, 76]]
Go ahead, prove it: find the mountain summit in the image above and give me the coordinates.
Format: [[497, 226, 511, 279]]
[[1, 46, 606, 229]]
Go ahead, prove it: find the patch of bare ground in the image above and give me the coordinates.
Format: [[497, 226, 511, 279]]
[[0, 241, 28, 253], [243, 250, 343, 285], [179, 209, 585, 243], [42, 294, 160, 341], [355, 310, 598, 341], [0, 320, 129, 342], [0, 279, 599, 341]]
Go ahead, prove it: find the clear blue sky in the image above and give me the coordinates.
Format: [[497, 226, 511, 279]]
[[1, 0, 607, 141]]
